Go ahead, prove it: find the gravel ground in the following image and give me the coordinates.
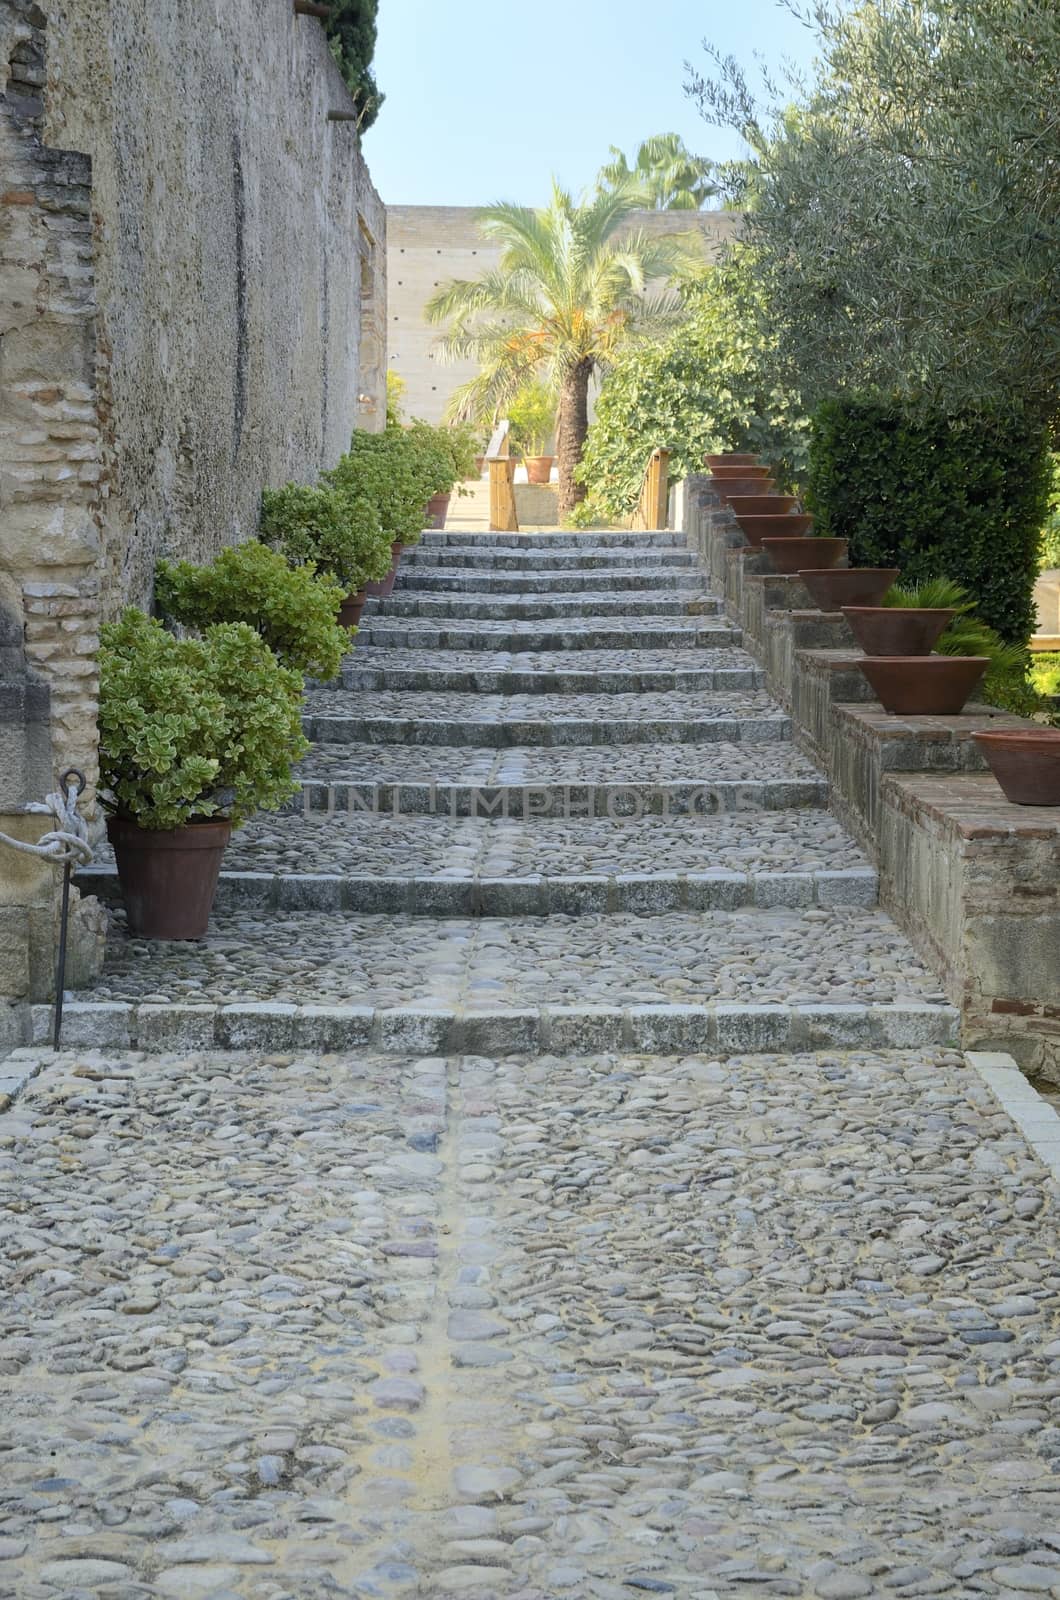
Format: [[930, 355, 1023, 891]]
[[0, 1045, 1057, 1598]]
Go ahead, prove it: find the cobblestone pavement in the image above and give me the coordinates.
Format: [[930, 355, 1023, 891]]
[[1, 1045, 1059, 1599], [7, 530, 1060, 1594]]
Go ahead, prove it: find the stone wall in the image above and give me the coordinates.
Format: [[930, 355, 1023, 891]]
[[388, 205, 742, 425], [0, 0, 385, 1038]]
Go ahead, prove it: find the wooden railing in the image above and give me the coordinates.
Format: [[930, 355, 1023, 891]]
[[487, 419, 518, 532], [633, 447, 671, 531]]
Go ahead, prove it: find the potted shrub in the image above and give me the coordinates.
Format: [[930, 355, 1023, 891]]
[[841, 577, 966, 656], [260, 481, 391, 627], [98, 610, 308, 939], [508, 381, 557, 484], [325, 424, 441, 562], [157, 540, 351, 679], [851, 581, 1024, 715], [761, 536, 847, 574]]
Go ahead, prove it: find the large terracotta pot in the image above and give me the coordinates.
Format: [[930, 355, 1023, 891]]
[[107, 815, 231, 940], [841, 606, 955, 656], [525, 455, 554, 485], [366, 540, 406, 599], [799, 568, 899, 611], [857, 656, 989, 715], [425, 492, 451, 529], [712, 478, 778, 505], [762, 537, 847, 574], [339, 586, 369, 629], [972, 729, 1060, 806], [735, 513, 813, 548], [725, 495, 797, 516], [709, 464, 772, 479], [706, 453, 760, 467]]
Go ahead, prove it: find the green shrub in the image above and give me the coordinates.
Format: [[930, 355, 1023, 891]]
[[882, 577, 1041, 716], [1041, 457, 1060, 570], [156, 541, 351, 680], [807, 398, 1053, 643], [1031, 652, 1060, 697], [508, 381, 556, 457], [325, 424, 437, 541], [259, 482, 390, 593], [99, 610, 308, 831], [324, 0, 383, 130]]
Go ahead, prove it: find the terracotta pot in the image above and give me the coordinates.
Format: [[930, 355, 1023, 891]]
[[339, 586, 369, 629], [709, 464, 772, 479], [705, 453, 760, 467], [735, 513, 814, 548], [857, 655, 989, 715], [761, 537, 847, 574], [366, 540, 406, 599], [107, 814, 231, 940], [712, 478, 778, 505], [972, 729, 1060, 806], [725, 495, 797, 517], [525, 455, 554, 485], [841, 606, 955, 657], [425, 491, 451, 529], [798, 567, 899, 611]]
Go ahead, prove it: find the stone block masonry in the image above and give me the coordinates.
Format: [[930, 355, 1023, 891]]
[[0, 0, 385, 1031]]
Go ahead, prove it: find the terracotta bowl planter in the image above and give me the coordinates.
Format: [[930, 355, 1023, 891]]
[[712, 478, 778, 505], [709, 464, 772, 479], [857, 656, 989, 715], [706, 453, 760, 467], [798, 568, 899, 611], [525, 455, 554, 485], [366, 540, 406, 599], [841, 606, 955, 657], [107, 815, 231, 940], [762, 537, 847, 574], [725, 495, 797, 516], [735, 513, 813, 548], [425, 492, 451, 529], [972, 729, 1060, 806]]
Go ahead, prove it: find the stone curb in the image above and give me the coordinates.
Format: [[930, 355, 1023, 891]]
[[397, 570, 706, 595], [303, 712, 793, 748], [76, 865, 880, 917], [417, 531, 689, 548], [24, 1000, 961, 1057], [356, 623, 743, 652], [965, 1051, 1060, 1183], [405, 548, 698, 570], [288, 777, 831, 817], [366, 594, 716, 620]]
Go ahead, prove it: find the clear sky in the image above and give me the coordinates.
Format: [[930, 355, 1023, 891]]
[[361, 0, 822, 207]]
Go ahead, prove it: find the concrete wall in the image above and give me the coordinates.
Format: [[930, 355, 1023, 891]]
[[0, 0, 385, 1034], [387, 205, 742, 425]]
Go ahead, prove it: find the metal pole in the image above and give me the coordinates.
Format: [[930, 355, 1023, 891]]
[[51, 769, 86, 1051]]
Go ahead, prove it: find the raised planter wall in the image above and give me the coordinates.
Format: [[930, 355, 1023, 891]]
[[681, 474, 1060, 1078]]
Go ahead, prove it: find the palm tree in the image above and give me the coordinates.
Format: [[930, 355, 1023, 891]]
[[598, 134, 718, 211], [425, 183, 694, 516]]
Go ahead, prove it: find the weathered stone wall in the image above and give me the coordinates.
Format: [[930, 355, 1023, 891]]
[[388, 205, 742, 424], [0, 0, 385, 1034]]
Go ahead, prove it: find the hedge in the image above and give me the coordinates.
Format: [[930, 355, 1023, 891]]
[[807, 398, 1053, 643]]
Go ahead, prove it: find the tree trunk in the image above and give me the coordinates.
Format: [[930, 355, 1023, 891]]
[[556, 358, 593, 519]]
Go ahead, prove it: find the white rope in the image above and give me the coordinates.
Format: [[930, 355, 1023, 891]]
[[0, 776, 94, 869]]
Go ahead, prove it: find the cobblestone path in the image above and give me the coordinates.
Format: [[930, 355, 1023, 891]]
[[3, 532, 1059, 1598]]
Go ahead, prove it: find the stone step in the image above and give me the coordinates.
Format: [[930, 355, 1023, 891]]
[[364, 590, 717, 620], [58, 906, 957, 1055], [289, 739, 830, 816], [355, 618, 742, 652], [418, 530, 688, 549], [404, 546, 698, 570], [395, 568, 704, 595], [303, 688, 791, 747], [79, 813, 877, 917], [341, 646, 764, 694]]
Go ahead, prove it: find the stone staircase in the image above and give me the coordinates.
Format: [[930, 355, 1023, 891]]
[[70, 529, 958, 1054]]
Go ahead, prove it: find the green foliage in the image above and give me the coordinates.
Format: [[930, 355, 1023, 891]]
[[881, 574, 1040, 715], [98, 610, 308, 831], [688, 0, 1060, 430], [1042, 457, 1060, 570], [882, 578, 974, 612], [325, 425, 435, 543], [259, 482, 388, 595], [1031, 653, 1060, 698], [156, 541, 351, 681], [597, 133, 718, 211], [563, 497, 609, 530], [405, 419, 478, 495], [324, 0, 383, 130], [807, 397, 1053, 643], [507, 381, 555, 457], [386, 370, 407, 426], [578, 252, 808, 518]]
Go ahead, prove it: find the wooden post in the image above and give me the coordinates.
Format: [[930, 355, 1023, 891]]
[[327, 110, 359, 123], [488, 459, 519, 532], [635, 448, 671, 530]]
